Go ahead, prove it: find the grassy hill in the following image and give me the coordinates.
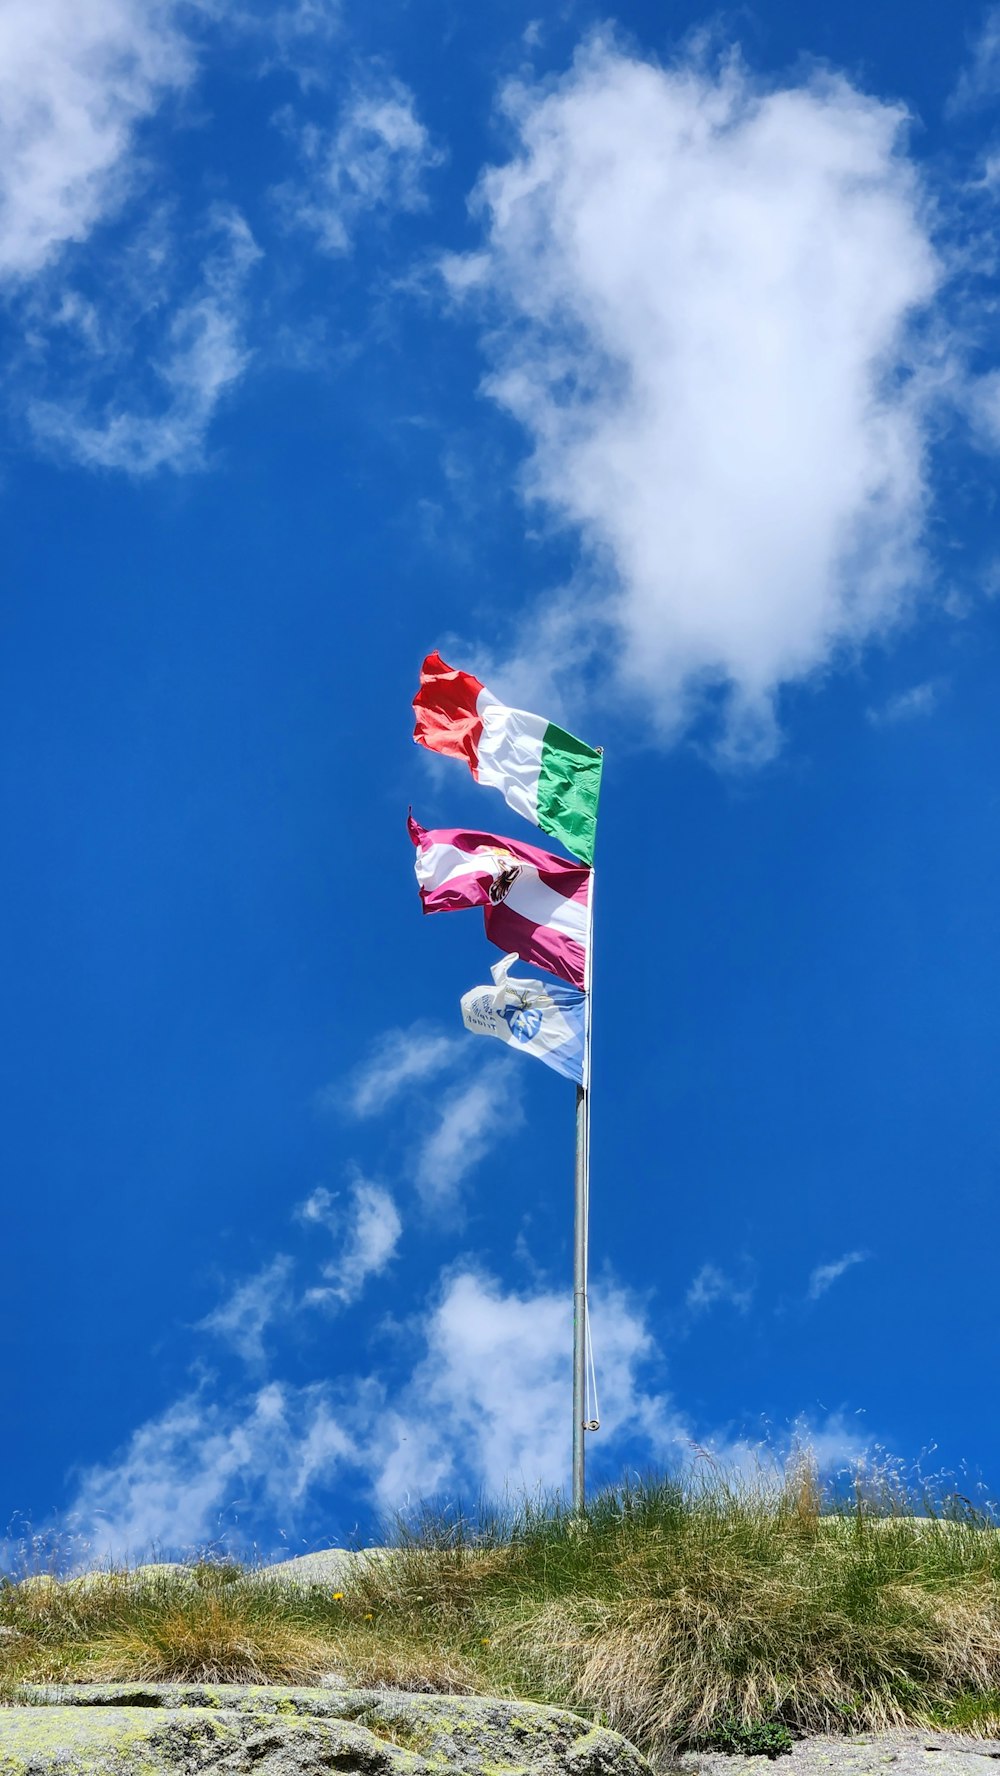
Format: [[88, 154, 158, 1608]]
[[4, 1464, 1000, 1755]]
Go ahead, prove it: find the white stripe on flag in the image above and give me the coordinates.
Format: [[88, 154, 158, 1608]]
[[414, 839, 484, 893], [476, 694, 545, 825], [505, 871, 588, 945]]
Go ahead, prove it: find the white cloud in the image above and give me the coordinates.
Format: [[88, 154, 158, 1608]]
[[687, 1409, 872, 1484], [296, 1183, 338, 1229], [234, 0, 340, 48], [65, 1267, 670, 1559], [686, 1262, 753, 1314], [302, 1177, 402, 1309], [271, 0, 340, 37], [368, 1267, 677, 1506], [276, 73, 442, 256], [0, 0, 194, 282], [27, 206, 261, 474], [808, 1250, 869, 1300], [947, 7, 1000, 116], [197, 1255, 294, 1366], [960, 364, 1000, 453], [866, 680, 941, 725], [797, 1412, 871, 1474], [338, 1022, 463, 1119], [415, 1064, 523, 1209], [449, 35, 942, 761], [210, 0, 341, 88], [198, 1176, 402, 1360], [69, 1379, 356, 1562], [61, 1258, 880, 1562]]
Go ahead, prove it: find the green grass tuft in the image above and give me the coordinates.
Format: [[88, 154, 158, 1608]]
[[697, 1716, 794, 1758]]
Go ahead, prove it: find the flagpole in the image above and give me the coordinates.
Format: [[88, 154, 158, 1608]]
[[572, 1082, 587, 1513], [572, 866, 595, 1515]]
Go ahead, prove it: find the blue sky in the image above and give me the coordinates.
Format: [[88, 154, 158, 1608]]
[[3, 0, 1000, 1566]]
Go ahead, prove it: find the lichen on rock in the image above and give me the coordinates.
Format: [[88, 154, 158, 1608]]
[[0, 1684, 654, 1776]]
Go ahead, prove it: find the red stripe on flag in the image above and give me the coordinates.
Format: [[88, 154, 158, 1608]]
[[485, 901, 587, 989], [412, 651, 485, 774]]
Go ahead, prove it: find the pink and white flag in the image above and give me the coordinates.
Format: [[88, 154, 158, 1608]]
[[407, 815, 591, 990]]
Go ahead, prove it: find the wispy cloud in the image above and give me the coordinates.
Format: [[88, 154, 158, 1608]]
[[0, 0, 195, 282], [27, 206, 261, 475], [275, 72, 443, 256], [199, 1175, 402, 1359], [62, 1255, 880, 1562], [296, 1183, 338, 1231], [808, 1250, 870, 1300], [196, 1255, 295, 1367], [68, 1379, 357, 1562], [227, 0, 341, 83], [191, 0, 341, 91], [688, 1410, 872, 1484], [947, 7, 1000, 116], [448, 34, 942, 762], [686, 1262, 754, 1315], [66, 1264, 678, 1554], [300, 1177, 402, 1309], [337, 1022, 463, 1119], [367, 1268, 676, 1506], [415, 1064, 523, 1209], [866, 681, 942, 726]]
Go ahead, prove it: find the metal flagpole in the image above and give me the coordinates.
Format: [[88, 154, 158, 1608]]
[[572, 1083, 587, 1513], [572, 866, 596, 1515]]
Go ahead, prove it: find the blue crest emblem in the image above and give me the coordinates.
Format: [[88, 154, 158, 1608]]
[[504, 1003, 543, 1044]]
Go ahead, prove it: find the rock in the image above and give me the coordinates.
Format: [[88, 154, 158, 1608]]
[[253, 1548, 363, 1588], [5, 1554, 387, 1597], [256, 1548, 393, 1588], [675, 1733, 1000, 1776], [0, 1682, 653, 1776], [64, 1564, 198, 1594], [8, 1565, 201, 1597]]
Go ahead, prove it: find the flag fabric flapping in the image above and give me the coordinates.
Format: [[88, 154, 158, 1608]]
[[412, 651, 602, 865], [408, 814, 591, 989], [461, 953, 586, 1086]]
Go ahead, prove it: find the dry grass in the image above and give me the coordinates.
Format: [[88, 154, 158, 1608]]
[[1, 1574, 326, 1687], [0, 1563, 480, 1696], [85, 1600, 332, 1685], [337, 1466, 1000, 1752], [3, 1462, 1000, 1753], [491, 1559, 1000, 1747]]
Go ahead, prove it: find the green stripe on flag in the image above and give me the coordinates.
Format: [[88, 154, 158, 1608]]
[[536, 722, 603, 865]]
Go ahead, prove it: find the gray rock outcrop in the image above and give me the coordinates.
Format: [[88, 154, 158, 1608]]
[[255, 1549, 386, 1588], [0, 1682, 653, 1776], [677, 1732, 1000, 1776]]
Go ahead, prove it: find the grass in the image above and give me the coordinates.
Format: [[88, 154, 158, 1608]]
[[3, 1459, 1000, 1757]]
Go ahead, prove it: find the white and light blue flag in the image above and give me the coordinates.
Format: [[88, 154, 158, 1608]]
[[460, 952, 586, 1085]]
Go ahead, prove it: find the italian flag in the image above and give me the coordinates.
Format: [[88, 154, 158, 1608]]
[[412, 651, 602, 865]]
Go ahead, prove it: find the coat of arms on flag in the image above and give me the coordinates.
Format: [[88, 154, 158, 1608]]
[[408, 814, 591, 989]]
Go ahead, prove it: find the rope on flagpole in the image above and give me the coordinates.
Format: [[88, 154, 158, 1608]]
[[585, 1307, 600, 1432]]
